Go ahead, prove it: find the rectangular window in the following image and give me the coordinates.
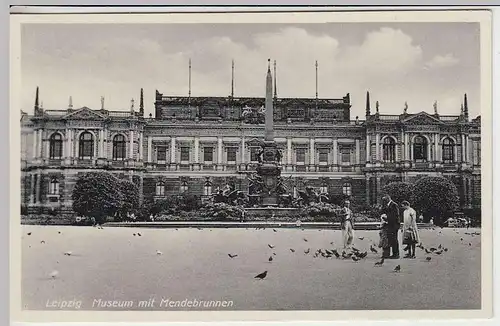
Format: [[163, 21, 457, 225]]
[[49, 181, 59, 195], [180, 147, 190, 162], [250, 147, 260, 162], [156, 147, 167, 163], [296, 148, 306, 164], [227, 147, 237, 163], [156, 184, 165, 196], [203, 147, 213, 163], [318, 149, 329, 164], [341, 147, 351, 164], [203, 185, 212, 196]]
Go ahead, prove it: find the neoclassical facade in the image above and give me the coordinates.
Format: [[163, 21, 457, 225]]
[[20, 88, 481, 215]]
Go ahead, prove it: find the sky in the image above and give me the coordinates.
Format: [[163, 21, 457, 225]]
[[21, 22, 481, 119]]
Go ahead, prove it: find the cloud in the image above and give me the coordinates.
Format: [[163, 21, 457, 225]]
[[425, 53, 460, 69], [21, 25, 477, 119]]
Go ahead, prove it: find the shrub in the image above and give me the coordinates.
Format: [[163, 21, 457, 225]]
[[72, 172, 123, 224], [382, 181, 415, 206], [117, 179, 140, 219], [199, 202, 244, 221], [301, 202, 340, 222], [413, 176, 459, 226]]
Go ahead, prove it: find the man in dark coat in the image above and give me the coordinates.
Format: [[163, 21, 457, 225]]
[[381, 195, 401, 259]]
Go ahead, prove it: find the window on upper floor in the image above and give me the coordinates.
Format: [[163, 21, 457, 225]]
[[180, 146, 190, 162], [78, 132, 94, 159], [340, 147, 351, 165], [49, 133, 63, 159], [156, 146, 167, 163], [382, 137, 396, 162], [442, 138, 455, 163], [226, 147, 237, 163], [250, 147, 260, 162], [413, 136, 428, 162], [296, 148, 306, 164], [112, 134, 126, 161], [203, 147, 213, 163], [318, 149, 329, 164]]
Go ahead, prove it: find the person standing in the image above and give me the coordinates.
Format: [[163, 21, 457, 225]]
[[381, 195, 400, 259], [340, 200, 354, 249], [401, 201, 420, 258]]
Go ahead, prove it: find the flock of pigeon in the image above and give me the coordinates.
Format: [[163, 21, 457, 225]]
[[24, 225, 480, 281]]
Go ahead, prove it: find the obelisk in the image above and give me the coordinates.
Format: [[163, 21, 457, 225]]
[[265, 59, 274, 141]]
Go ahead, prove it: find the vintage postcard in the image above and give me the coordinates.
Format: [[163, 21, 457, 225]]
[[9, 8, 492, 323]]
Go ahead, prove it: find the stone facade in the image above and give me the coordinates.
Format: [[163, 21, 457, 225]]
[[20, 90, 481, 214]]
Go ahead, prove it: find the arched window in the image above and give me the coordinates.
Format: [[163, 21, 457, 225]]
[[78, 132, 94, 159], [382, 137, 396, 162], [49, 179, 59, 195], [155, 182, 165, 196], [49, 133, 63, 159], [442, 138, 455, 163], [342, 182, 352, 196], [112, 134, 126, 160], [413, 136, 428, 161]]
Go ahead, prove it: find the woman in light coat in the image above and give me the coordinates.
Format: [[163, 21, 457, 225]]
[[401, 200, 420, 258]]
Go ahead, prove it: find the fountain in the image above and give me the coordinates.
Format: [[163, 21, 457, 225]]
[[208, 60, 331, 220]]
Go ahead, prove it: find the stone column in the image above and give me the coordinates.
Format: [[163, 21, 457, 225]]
[[37, 129, 43, 158], [461, 134, 466, 162], [194, 136, 200, 164], [29, 173, 35, 204], [241, 136, 246, 163], [217, 137, 223, 165], [45, 133, 50, 159], [287, 138, 292, 165], [405, 133, 410, 161], [427, 137, 432, 161], [467, 136, 473, 163], [434, 134, 439, 162], [170, 137, 176, 163], [129, 130, 134, 160], [333, 138, 338, 165], [365, 175, 370, 206], [139, 175, 144, 205], [375, 134, 380, 162], [376, 175, 381, 205], [355, 139, 360, 165], [409, 135, 413, 161], [32, 129, 38, 159], [365, 135, 370, 163], [400, 131, 405, 161], [35, 171, 41, 204], [309, 138, 315, 165], [395, 140, 399, 162], [99, 129, 104, 158], [147, 137, 152, 162], [103, 128, 108, 159], [64, 129, 70, 159]]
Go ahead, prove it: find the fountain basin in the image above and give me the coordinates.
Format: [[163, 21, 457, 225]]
[[244, 207, 300, 219]]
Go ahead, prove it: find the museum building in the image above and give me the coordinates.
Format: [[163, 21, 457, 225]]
[[20, 84, 481, 215]]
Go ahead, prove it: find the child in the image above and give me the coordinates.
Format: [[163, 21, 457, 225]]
[[401, 201, 420, 258], [378, 213, 390, 256]]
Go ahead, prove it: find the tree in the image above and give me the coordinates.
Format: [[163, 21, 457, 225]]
[[382, 181, 415, 205], [72, 172, 123, 224], [117, 178, 140, 219], [413, 176, 459, 225]]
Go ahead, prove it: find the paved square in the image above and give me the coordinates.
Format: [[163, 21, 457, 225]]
[[21, 225, 481, 310]]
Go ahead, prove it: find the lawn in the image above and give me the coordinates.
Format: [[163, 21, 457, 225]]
[[21, 225, 481, 310]]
